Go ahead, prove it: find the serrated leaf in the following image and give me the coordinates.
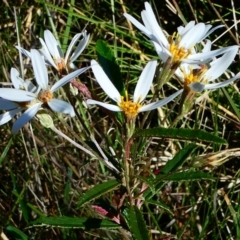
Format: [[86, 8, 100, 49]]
[[161, 144, 197, 174], [143, 182, 165, 201], [30, 217, 120, 229], [133, 127, 227, 145], [125, 206, 150, 240], [78, 179, 121, 208], [6, 225, 29, 240], [156, 171, 213, 181], [137, 175, 155, 193], [96, 40, 124, 94]]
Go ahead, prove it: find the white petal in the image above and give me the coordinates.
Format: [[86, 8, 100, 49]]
[[195, 24, 213, 42], [174, 68, 184, 81], [141, 11, 153, 34], [91, 60, 121, 102], [178, 21, 195, 36], [180, 23, 206, 48], [44, 30, 63, 59], [65, 33, 81, 62], [133, 60, 157, 103], [69, 62, 77, 70], [31, 49, 48, 89], [180, 63, 200, 75], [15, 46, 32, 58], [0, 108, 21, 125], [187, 45, 238, 61], [140, 89, 183, 112], [68, 31, 90, 63], [143, 2, 168, 46], [0, 99, 19, 110], [124, 13, 152, 39], [204, 47, 238, 81], [204, 74, 240, 90], [11, 103, 42, 134], [87, 99, 121, 112], [189, 82, 206, 92], [39, 38, 58, 69], [151, 41, 170, 62], [202, 40, 212, 53], [10, 68, 24, 89], [0, 89, 35, 102], [201, 25, 224, 40], [48, 99, 75, 117], [51, 66, 89, 92]]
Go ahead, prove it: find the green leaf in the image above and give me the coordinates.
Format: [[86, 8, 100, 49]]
[[12, 189, 30, 223], [221, 87, 240, 120], [156, 171, 213, 182], [137, 175, 155, 194], [133, 127, 227, 145], [30, 217, 120, 229], [6, 226, 29, 240], [125, 206, 150, 240], [62, 0, 75, 53], [0, 136, 13, 165], [143, 182, 165, 201], [77, 179, 121, 208], [145, 199, 172, 214], [161, 144, 197, 174], [96, 40, 124, 94], [26, 203, 46, 217], [64, 168, 73, 203]]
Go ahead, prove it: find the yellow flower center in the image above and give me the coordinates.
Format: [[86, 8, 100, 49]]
[[182, 65, 208, 90], [168, 33, 191, 62], [118, 94, 142, 120], [54, 57, 67, 74], [184, 73, 199, 87], [38, 90, 53, 103]]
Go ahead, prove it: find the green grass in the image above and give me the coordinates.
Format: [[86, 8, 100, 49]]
[[0, 0, 240, 239]]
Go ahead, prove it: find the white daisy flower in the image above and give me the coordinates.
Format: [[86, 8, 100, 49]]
[[175, 46, 240, 92], [87, 60, 183, 119], [16, 29, 90, 73], [0, 68, 36, 127], [124, 2, 232, 64], [0, 49, 88, 134]]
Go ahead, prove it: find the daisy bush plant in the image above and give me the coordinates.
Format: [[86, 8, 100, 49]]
[[1, 1, 240, 240]]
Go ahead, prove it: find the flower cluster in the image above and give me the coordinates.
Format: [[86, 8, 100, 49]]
[[0, 2, 239, 134], [124, 2, 236, 65], [0, 31, 90, 134], [123, 2, 239, 109]]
